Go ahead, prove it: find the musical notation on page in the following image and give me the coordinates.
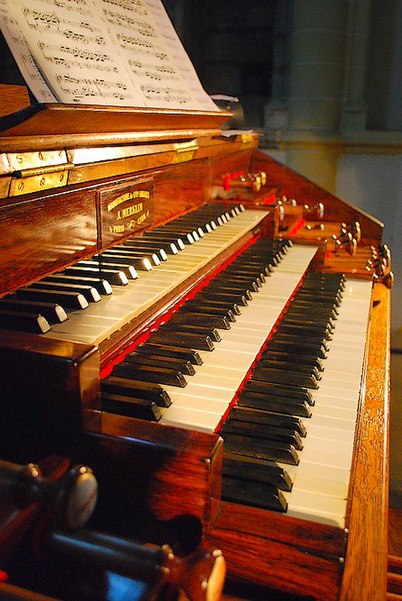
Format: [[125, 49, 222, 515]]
[[0, 0, 57, 103], [0, 0, 218, 111], [0, 0, 141, 105]]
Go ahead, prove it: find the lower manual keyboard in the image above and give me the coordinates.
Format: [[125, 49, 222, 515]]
[[159, 244, 318, 431]]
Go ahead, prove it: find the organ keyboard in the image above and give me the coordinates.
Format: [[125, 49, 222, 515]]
[[0, 89, 390, 601]]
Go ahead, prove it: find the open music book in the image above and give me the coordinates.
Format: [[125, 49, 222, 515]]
[[0, 0, 217, 111]]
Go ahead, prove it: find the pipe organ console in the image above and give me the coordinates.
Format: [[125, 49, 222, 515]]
[[0, 91, 391, 601]]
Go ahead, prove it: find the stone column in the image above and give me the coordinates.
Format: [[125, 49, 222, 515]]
[[341, 0, 372, 130], [285, 0, 348, 193]]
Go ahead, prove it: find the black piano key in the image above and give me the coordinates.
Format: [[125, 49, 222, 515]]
[[275, 322, 333, 341], [43, 274, 113, 295], [261, 349, 325, 372], [0, 310, 51, 333], [251, 366, 320, 390], [176, 305, 236, 323], [16, 287, 89, 309], [135, 343, 203, 365], [143, 232, 185, 251], [283, 312, 336, 330], [102, 392, 162, 421], [213, 274, 260, 293], [100, 249, 154, 271], [267, 339, 328, 359], [83, 255, 146, 272], [223, 452, 293, 492], [221, 418, 303, 450], [91, 255, 139, 278], [261, 358, 322, 380], [28, 281, 101, 303], [259, 353, 324, 375], [0, 298, 68, 324], [289, 302, 339, 319], [228, 406, 307, 437], [183, 298, 242, 316], [244, 380, 314, 405], [124, 237, 175, 253], [238, 390, 312, 418], [293, 293, 341, 308], [123, 351, 196, 376], [111, 361, 187, 388], [305, 272, 345, 284], [157, 219, 201, 231], [64, 265, 129, 286], [298, 285, 341, 296], [256, 357, 322, 388], [101, 376, 171, 407], [292, 294, 340, 308], [241, 252, 279, 268], [235, 260, 274, 276], [107, 249, 160, 267], [79, 259, 140, 275], [273, 332, 330, 352], [196, 291, 249, 307], [224, 263, 269, 280], [224, 273, 265, 288], [205, 282, 253, 299], [280, 315, 332, 340], [130, 240, 179, 256], [223, 432, 299, 465], [148, 329, 215, 351], [120, 241, 168, 261], [168, 311, 231, 330], [155, 223, 199, 237], [152, 227, 195, 245], [159, 322, 222, 342]]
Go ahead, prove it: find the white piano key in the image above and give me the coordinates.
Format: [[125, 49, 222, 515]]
[[284, 490, 347, 527], [286, 473, 349, 501], [283, 462, 350, 488], [297, 436, 354, 467], [161, 405, 223, 432], [302, 413, 356, 434]]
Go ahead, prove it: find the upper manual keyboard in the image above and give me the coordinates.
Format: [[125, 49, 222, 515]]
[[0, 204, 268, 345]]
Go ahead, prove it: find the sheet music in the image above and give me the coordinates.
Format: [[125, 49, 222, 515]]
[[0, 0, 57, 102], [0, 0, 142, 105], [0, 0, 218, 111], [142, 0, 216, 110]]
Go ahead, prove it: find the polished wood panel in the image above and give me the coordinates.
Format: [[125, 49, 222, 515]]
[[0, 186, 98, 296], [0, 100, 231, 152], [0, 332, 100, 462], [340, 283, 391, 601]]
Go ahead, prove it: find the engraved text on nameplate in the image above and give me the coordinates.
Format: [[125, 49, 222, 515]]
[[99, 178, 154, 246]]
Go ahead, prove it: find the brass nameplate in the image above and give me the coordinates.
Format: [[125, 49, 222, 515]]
[[100, 178, 153, 246]]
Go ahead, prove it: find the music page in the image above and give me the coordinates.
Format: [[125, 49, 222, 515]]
[[0, 0, 57, 102], [144, 0, 216, 110], [0, 0, 218, 111], [0, 0, 142, 105]]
